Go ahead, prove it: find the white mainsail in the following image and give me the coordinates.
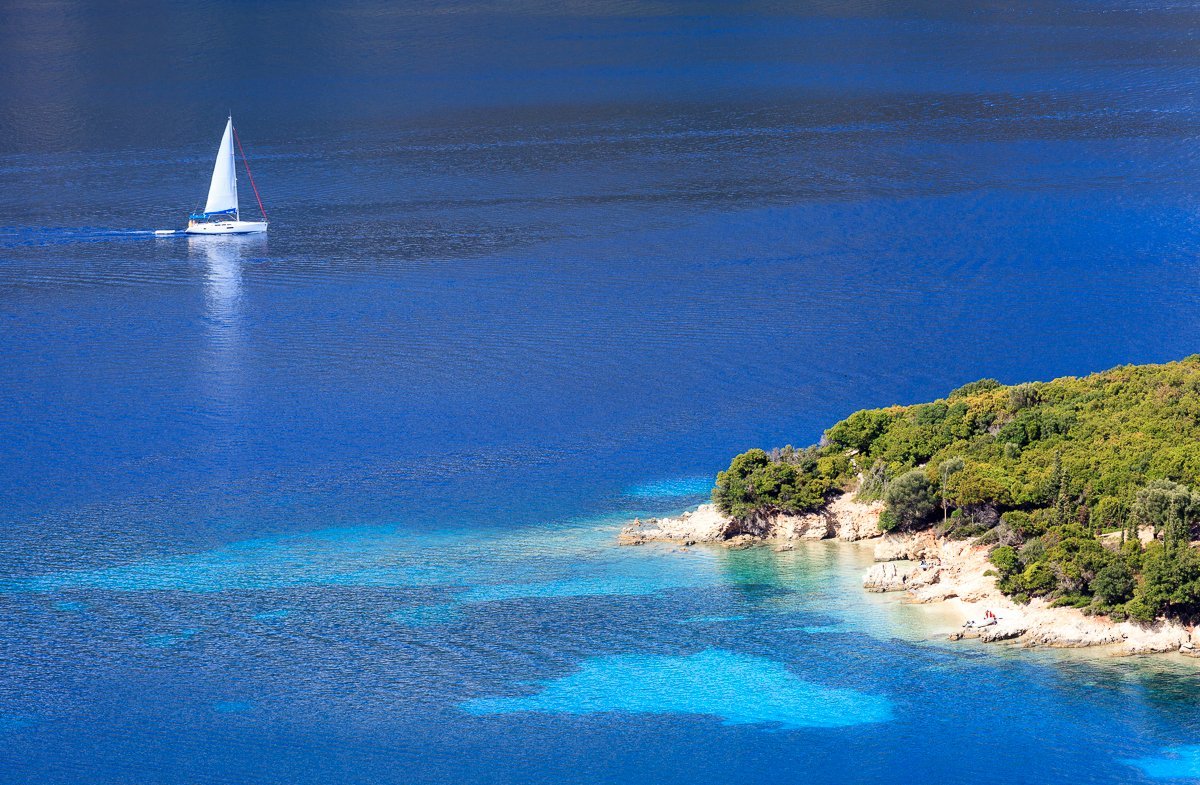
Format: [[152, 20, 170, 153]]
[[203, 117, 239, 217]]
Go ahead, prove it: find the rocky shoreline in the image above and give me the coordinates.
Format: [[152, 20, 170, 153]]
[[619, 494, 1200, 658], [618, 493, 884, 548]]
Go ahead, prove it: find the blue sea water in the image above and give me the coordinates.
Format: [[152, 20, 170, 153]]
[[5, 0, 1200, 782]]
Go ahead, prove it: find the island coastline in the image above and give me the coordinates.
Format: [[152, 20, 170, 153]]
[[619, 494, 1200, 658]]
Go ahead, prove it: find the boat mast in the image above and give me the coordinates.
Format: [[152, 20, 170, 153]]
[[230, 114, 239, 221], [232, 120, 269, 224]]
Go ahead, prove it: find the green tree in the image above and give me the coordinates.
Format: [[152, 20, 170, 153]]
[[1137, 541, 1200, 618], [1018, 562, 1057, 596], [713, 449, 771, 518], [856, 460, 888, 502], [883, 470, 938, 529], [1008, 383, 1041, 411], [1000, 510, 1044, 539], [1092, 496, 1125, 534], [939, 457, 965, 523], [1051, 454, 1077, 527], [1090, 560, 1135, 605], [1040, 524, 1112, 593], [989, 545, 1019, 575], [713, 448, 834, 518], [1134, 480, 1200, 548], [825, 409, 891, 453], [949, 378, 1001, 398]]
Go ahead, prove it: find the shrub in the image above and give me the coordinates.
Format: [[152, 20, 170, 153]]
[[1123, 597, 1157, 624], [825, 410, 891, 453], [989, 545, 1019, 575], [1137, 541, 1200, 617], [940, 505, 999, 539], [1008, 383, 1041, 411], [976, 523, 1021, 547], [883, 469, 938, 529], [1050, 595, 1091, 609], [1019, 537, 1046, 564], [1092, 496, 1126, 533], [1000, 510, 1044, 539], [713, 448, 834, 518], [856, 460, 888, 502], [1040, 525, 1113, 593], [949, 378, 1001, 399], [1019, 563, 1056, 596], [1090, 560, 1135, 605]]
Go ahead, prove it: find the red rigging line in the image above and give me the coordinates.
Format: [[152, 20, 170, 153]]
[[232, 123, 268, 223]]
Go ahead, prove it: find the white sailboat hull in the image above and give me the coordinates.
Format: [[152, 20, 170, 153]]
[[185, 220, 268, 235]]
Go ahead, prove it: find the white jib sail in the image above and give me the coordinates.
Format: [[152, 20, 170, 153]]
[[203, 118, 239, 216]]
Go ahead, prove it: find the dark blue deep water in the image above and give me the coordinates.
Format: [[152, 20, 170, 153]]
[[5, 1, 1200, 782]]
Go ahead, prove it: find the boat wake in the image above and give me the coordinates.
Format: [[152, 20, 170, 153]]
[[0, 226, 180, 248]]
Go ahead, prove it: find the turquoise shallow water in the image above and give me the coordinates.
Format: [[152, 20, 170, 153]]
[[463, 649, 894, 729], [1127, 747, 1200, 780], [625, 477, 715, 499], [0, 514, 724, 601]]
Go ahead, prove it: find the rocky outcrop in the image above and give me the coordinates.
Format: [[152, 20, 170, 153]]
[[977, 622, 1027, 643], [617, 494, 883, 548], [618, 504, 728, 545], [952, 609, 1195, 653], [873, 532, 937, 562], [863, 561, 940, 592], [826, 493, 883, 541], [862, 562, 909, 592], [1018, 619, 1124, 649], [900, 538, 1200, 655], [906, 539, 993, 603], [774, 511, 836, 541]]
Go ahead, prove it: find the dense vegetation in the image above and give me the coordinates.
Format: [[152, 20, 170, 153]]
[[713, 357, 1200, 622]]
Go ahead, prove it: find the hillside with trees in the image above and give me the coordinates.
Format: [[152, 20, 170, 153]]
[[713, 357, 1200, 622]]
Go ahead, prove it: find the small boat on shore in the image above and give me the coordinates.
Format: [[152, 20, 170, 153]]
[[185, 116, 268, 235]]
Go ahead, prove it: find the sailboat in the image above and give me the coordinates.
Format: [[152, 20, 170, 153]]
[[185, 116, 268, 235]]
